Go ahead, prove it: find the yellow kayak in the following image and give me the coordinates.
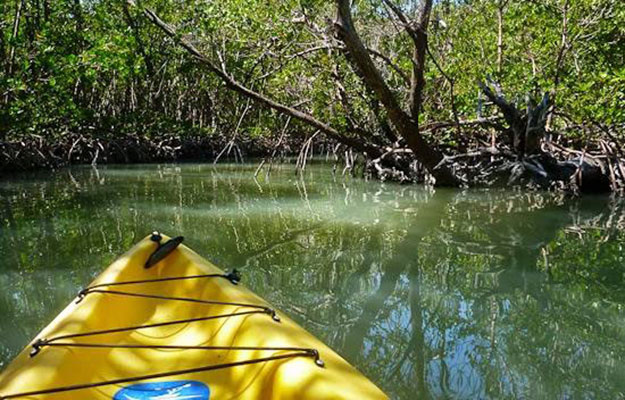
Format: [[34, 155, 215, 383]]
[[0, 233, 387, 399]]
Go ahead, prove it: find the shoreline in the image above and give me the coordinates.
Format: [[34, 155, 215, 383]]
[[0, 134, 292, 173]]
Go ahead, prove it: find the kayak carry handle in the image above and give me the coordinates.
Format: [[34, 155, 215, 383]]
[[145, 236, 184, 269]]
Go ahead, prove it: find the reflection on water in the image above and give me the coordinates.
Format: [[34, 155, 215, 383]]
[[1, 163, 625, 399]]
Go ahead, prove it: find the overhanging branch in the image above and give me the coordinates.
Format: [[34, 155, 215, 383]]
[[141, 7, 381, 157]]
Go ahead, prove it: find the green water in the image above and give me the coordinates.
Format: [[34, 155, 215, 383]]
[[1, 163, 625, 399]]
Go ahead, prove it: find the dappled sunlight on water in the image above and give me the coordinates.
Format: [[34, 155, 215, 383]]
[[1, 163, 625, 399]]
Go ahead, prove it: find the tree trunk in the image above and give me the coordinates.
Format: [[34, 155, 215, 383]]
[[546, 0, 570, 131], [123, 1, 154, 77], [6, 0, 24, 78], [72, 0, 84, 47], [4, 0, 24, 107], [42, 0, 49, 21], [479, 80, 549, 156], [496, 1, 506, 76], [408, 0, 432, 120], [334, 0, 460, 186]]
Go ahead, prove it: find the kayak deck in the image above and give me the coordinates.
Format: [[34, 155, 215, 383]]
[[0, 234, 387, 399]]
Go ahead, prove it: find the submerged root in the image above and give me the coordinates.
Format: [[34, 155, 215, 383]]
[[2, 132, 623, 196], [0, 134, 277, 173], [363, 138, 622, 194]]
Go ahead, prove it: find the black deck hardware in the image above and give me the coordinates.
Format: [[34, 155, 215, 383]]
[[225, 269, 242, 285], [145, 236, 184, 269], [150, 231, 162, 243]]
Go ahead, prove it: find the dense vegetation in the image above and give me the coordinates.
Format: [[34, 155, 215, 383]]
[[1, 0, 624, 190]]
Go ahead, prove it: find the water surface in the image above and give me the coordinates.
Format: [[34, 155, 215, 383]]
[[1, 163, 624, 399]]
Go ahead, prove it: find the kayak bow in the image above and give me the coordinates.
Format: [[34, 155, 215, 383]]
[[0, 233, 388, 399]]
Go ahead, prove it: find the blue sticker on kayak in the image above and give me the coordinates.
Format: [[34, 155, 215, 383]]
[[113, 380, 210, 400]]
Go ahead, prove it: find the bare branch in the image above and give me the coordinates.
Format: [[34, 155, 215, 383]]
[[334, 0, 459, 186], [381, 0, 413, 32], [141, 7, 381, 157]]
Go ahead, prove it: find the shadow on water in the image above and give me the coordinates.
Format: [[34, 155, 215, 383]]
[[1, 164, 625, 399]]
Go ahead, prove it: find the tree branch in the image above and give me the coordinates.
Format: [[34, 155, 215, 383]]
[[141, 7, 381, 157], [334, 0, 459, 186]]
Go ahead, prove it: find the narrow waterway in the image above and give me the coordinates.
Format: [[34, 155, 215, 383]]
[[1, 163, 624, 399]]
